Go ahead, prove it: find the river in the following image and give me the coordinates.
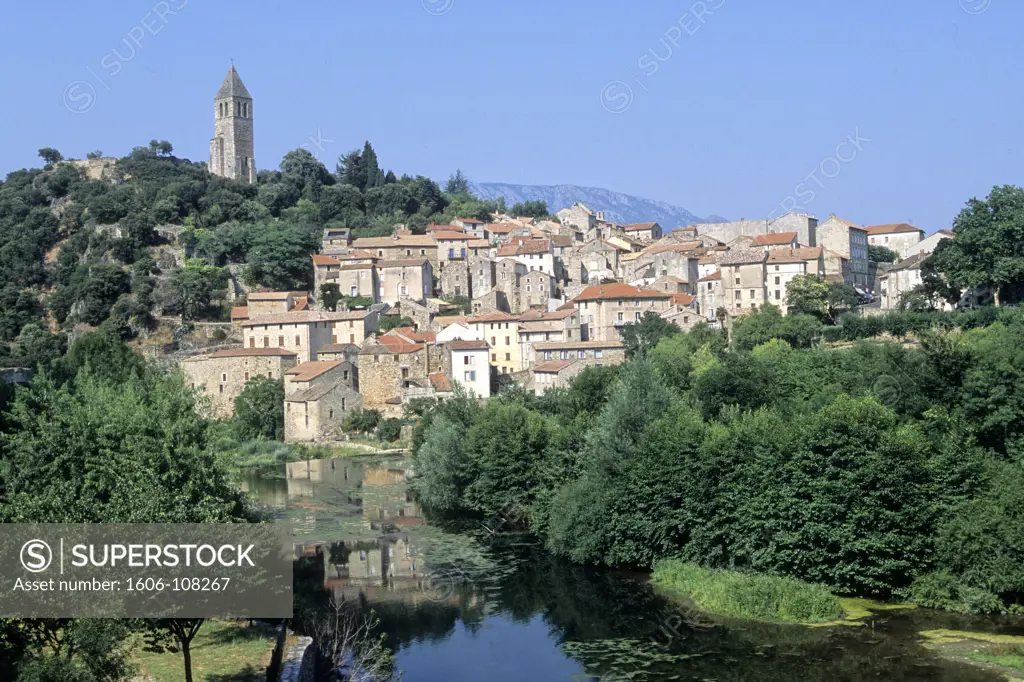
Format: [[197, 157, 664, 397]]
[[241, 454, 1022, 682]]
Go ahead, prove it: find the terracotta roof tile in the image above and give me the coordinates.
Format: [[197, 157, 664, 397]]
[[623, 222, 659, 231], [865, 223, 924, 235], [447, 340, 489, 350], [230, 306, 249, 320], [766, 247, 823, 263], [750, 232, 798, 246], [312, 254, 341, 266], [571, 283, 672, 302], [534, 360, 575, 373], [429, 372, 452, 392], [285, 361, 342, 381]]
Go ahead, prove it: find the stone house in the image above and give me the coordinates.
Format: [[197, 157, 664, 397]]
[[483, 222, 526, 243], [520, 270, 554, 312], [694, 212, 818, 249], [445, 340, 491, 399], [358, 338, 432, 413], [439, 259, 471, 299], [322, 227, 351, 249], [816, 216, 871, 290], [765, 247, 825, 313], [720, 250, 769, 314], [182, 348, 298, 418], [697, 270, 723, 323], [662, 293, 701, 330], [571, 283, 673, 342], [312, 254, 342, 296], [496, 239, 555, 278], [469, 255, 496, 295], [434, 231, 474, 268], [880, 252, 942, 310], [352, 234, 438, 266], [624, 243, 701, 291], [516, 307, 582, 365], [822, 249, 852, 287], [377, 259, 433, 305], [284, 361, 361, 443], [242, 310, 378, 361], [770, 212, 819, 247], [472, 289, 511, 314], [494, 259, 527, 309], [532, 360, 584, 395], [651, 275, 689, 294], [247, 291, 302, 317], [435, 321, 477, 343], [556, 202, 598, 231], [623, 222, 663, 242], [315, 344, 360, 387], [750, 232, 799, 251], [466, 312, 523, 374], [865, 223, 924, 257], [453, 217, 486, 238], [531, 339, 627, 368], [336, 264, 379, 301], [578, 240, 621, 284]]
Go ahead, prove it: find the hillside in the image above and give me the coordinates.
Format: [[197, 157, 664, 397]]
[[0, 141, 509, 367], [468, 182, 727, 228]]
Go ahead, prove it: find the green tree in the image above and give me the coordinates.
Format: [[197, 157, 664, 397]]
[[148, 139, 173, 157], [320, 283, 342, 312], [784, 274, 830, 318], [37, 147, 63, 166], [445, 169, 470, 196], [619, 311, 681, 358], [232, 377, 285, 441], [868, 244, 900, 263], [509, 200, 549, 218], [10, 323, 66, 369], [379, 316, 415, 332], [156, 262, 226, 320], [932, 185, 1024, 305]]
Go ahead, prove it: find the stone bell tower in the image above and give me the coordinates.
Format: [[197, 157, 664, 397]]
[[209, 64, 255, 183]]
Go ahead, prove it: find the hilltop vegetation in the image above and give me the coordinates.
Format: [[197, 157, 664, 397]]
[[0, 141, 512, 366]]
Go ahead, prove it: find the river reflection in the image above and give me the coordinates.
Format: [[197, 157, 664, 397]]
[[243, 455, 1017, 682]]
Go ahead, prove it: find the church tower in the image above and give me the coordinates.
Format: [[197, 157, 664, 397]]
[[209, 65, 255, 184]]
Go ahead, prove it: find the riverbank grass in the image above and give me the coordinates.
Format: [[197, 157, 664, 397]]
[[920, 630, 1024, 676], [132, 619, 281, 681], [652, 560, 844, 625]]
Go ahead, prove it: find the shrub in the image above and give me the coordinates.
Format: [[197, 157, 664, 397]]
[[376, 418, 403, 442], [652, 560, 844, 624]]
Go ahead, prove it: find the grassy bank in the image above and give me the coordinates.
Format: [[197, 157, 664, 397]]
[[921, 630, 1024, 677], [652, 560, 844, 625], [217, 438, 378, 469], [132, 620, 282, 681]]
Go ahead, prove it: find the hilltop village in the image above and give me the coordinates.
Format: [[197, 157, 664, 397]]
[[181, 200, 948, 443]]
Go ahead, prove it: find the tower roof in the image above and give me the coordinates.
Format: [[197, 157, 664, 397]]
[[215, 65, 251, 100]]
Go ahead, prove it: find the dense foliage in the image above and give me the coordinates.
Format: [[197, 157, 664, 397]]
[[0, 331, 256, 680], [0, 142, 503, 367], [413, 310, 1024, 613]]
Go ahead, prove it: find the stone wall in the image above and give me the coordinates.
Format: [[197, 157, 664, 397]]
[[182, 353, 296, 419]]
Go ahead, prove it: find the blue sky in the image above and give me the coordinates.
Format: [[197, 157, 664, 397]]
[[0, 0, 1019, 229]]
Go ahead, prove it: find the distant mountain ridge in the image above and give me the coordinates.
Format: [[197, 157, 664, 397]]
[[468, 182, 727, 229]]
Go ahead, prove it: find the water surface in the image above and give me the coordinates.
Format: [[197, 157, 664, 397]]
[[242, 455, 1021, 682]]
